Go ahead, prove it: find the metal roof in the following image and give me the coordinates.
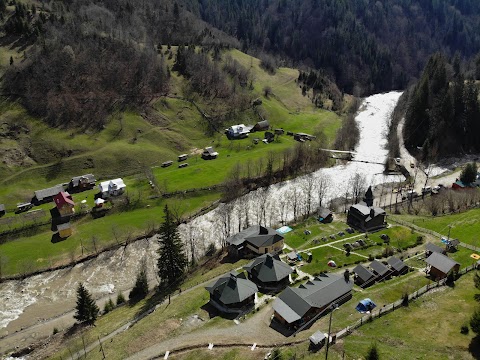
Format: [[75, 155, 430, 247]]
[[426, 252, 460, 275], [70, 174, 96, 187], [244, 254, 293, 283], [387, 256, 408, 272], [309, 331, 326, 345], [205, 272, 258, 305], [353, 264, 375, 282], [425, 243, 445, 254], [369, 260, 390, 276], [34, 184, 65, 201], [226, 225, 284, 248]]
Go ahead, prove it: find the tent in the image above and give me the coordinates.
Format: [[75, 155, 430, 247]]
[[356, 298, 376, 313], [327, 260, 337, 267]]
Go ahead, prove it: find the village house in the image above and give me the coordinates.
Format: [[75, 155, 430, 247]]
[[33, 184, 65, 205], [205, 271, 258, 314], [99, 178, 126, 198], [57, 222, 73, 238], [425, 242, 446, 257], [387, 256, 409, 276], [352, 264, 376, 287], [67, 174, 96, 193], [226, 225, 285, 258], [54, 192, 75, 217], [347, 187, 386, 232], [243, 254, 293, 293], [369, 260, 392, 281], [272, 273, 352, 329], [425, 252, 460, 280], [225, 124, 252, 139]]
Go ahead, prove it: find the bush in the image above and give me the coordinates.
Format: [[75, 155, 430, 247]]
[[416, 236, 424, 245], [368, 254, 374, 261], [53, 327, 59, 335], [103, 298, 115, 314], [461, 324, 469, 334], [116, 291, 126, 306], [402, 293, 409, 307]]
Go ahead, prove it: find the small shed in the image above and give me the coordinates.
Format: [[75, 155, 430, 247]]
[[0, 204, 6, 217], [286, 251, 298, 263], [94, 198, 106, 208], [252, 120, 270, 132], [57, 222, 73, 238], [318, 207, 333, 223], [425, 242, 446, 257], [161, 161, 173, 168], [353, 264, 376, 287], [54, 192, 75, 217], [309, 331, 326, 350], [178, 154, 188, 162], [201, 147, 219, 160], [446, 239, 460, 252]]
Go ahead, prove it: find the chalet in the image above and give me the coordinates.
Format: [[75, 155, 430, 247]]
[[201, 146, 218, 160], [99, 178, 126, 198], [425, 242, 446, 257], [226, 225, 284, 258], [387, 256, 409, 276], [205, 271, 258, 314], [243, 254, 293, 293], [33, 184, 65, 204], [54, 192, 75, 217], [272, 273, 352, 329], [369, 260, 391, 281], [68, 174, 96, 193], [347, 187, 386, 232], [318, 207, 333, 223], [57, 222, 73, 238], [252, 120, 270, 132], [425, 252, 460, 280], [0, 204, 5, 217], [225, 124, 251, 139], [352, 264, 376, 287]]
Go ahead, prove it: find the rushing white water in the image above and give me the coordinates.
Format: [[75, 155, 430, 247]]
[[178, 92, 404, 250], [0, 91, 403, 342]]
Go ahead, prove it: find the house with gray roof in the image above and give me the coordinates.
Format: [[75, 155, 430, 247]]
[[387, 256, 409, 275], [68, 174, 96, 192], [205, 271, 258, 314], [425, 242, 446, 256], [272, 273, 352, 329], [226, 225, 284, 258], [369, 260, 392, 280], [347, 187, 386, 232], [352, 264, 376, 287], [243, 254, 293, 292], [33, 184, 65, 204], [425, 252, 460, 280]]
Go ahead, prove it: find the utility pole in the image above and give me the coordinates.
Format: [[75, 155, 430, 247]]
[[447, 225, 452, 241], [325, 304, 338, 360]]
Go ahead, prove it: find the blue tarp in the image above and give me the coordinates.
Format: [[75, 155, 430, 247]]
[[277, 226, 293, 234], [356, 298, 376, 313]]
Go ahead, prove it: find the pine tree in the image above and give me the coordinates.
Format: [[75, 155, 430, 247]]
[[460, 162, 478, 184], [157, 205, 187, 289], [129, 260, 149, 302], [470, 308, 480, 335], [74, 283, 99, 324]]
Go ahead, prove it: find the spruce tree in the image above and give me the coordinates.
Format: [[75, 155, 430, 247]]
[[366, 343, 380, 360], [74, 283, 99, 324], [157, 205, 187, 289], [129, 260, 149, 302], [460, 163, 478, 184]]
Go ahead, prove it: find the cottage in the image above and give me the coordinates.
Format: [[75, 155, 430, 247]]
[[318, 207, 333, 223], [252, 120, 270, 132], [0, 204, 6, 217], [99, 178, 126, 198], [226, 225, 284, 258], [347, 187, 386, 232], [387, 256, 409, 276], [369, 260, 391, 281], [352, 264, 376, 287], [205, 271, 258, 314], [33, 184, 65, 204], [54, 192, 75, 217], [225, 124, 251, 139], [243, 254, 293, 293], [425, 252, 460, 280], [201, 147, 219, 160], [68, 174, 96, 193], [57, 222, 73, 238], [425, 242, 446, 257], [272, 273, 352, 329]]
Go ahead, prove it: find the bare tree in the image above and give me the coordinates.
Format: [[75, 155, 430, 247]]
[[0, 253, 9, 280], [315, 173, 331, 210], [349, 173, 367, 204], [216, 202, 234, 248], [300, 174, 315, 218]]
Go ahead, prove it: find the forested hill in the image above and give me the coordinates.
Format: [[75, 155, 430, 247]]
[[184, 0, 480, 95]]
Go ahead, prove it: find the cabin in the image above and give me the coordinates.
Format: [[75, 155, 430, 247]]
[[272, 273, 352, 329], [252, 120, 270, 132], [205, 271, 258, 314], [226, 225, 284, 258], [54, 192, 75, 217], [352, 264, 376, 287], [33, 184, 65, 205], [369, 260, 391, 281], [446, 239, 460, 252], [161, 161, 173, 168], [425, 252, 460, 280], [318, 207, 333, 223], [57, 222, 73, 238], [243, 254, 293, 293], [99, 178, 126, 198], [178, 154, 188, 162], [387, 256, 409, 276], [225, 124, 251, 139], [201, 147, 218, 160], [347, 187, 386, 232], [68, 174, 96, 193], [0, 204, 6, 217], [425, 242, 446, 257]]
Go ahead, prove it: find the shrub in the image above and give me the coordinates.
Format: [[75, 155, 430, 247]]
[[103, 298, 115, 314], [402, 293, 409, 307], [116, 291, 126, 306], [53, 327, 59, 335], [416, 236, 424, 245], [461, 324, 469, 334], [368, 254, 374, 261]]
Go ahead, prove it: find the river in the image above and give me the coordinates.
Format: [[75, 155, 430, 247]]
[[0, 91, 404, 354]]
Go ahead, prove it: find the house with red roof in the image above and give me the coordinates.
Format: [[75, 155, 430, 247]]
[[54, 192, 75, 217]]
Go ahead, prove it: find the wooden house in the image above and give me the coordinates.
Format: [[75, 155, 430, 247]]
[[347, 187, 386, 232], [68, 174, 96, 193], [54, 192, 75, 217], [57, 222, 73, 238], [226, 225, 284, 258], [425, 252, 460, 280], [352, 264, 376, 287], [243, 254, 293, 293]]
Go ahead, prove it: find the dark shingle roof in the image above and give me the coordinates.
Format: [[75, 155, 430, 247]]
[[205, 271, 258, 305], [244, 254, 293, 283], [369, 260, 391, 276], [226, 225, 284, 248], [273, 273, 352, 324], [425, 243, 445, 254], [353, 264, 375, 282], [34, 185, 65, 201], [318, 207, 332, 219], [426, 252, 460, 275], [387, 257, 408, 273]]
